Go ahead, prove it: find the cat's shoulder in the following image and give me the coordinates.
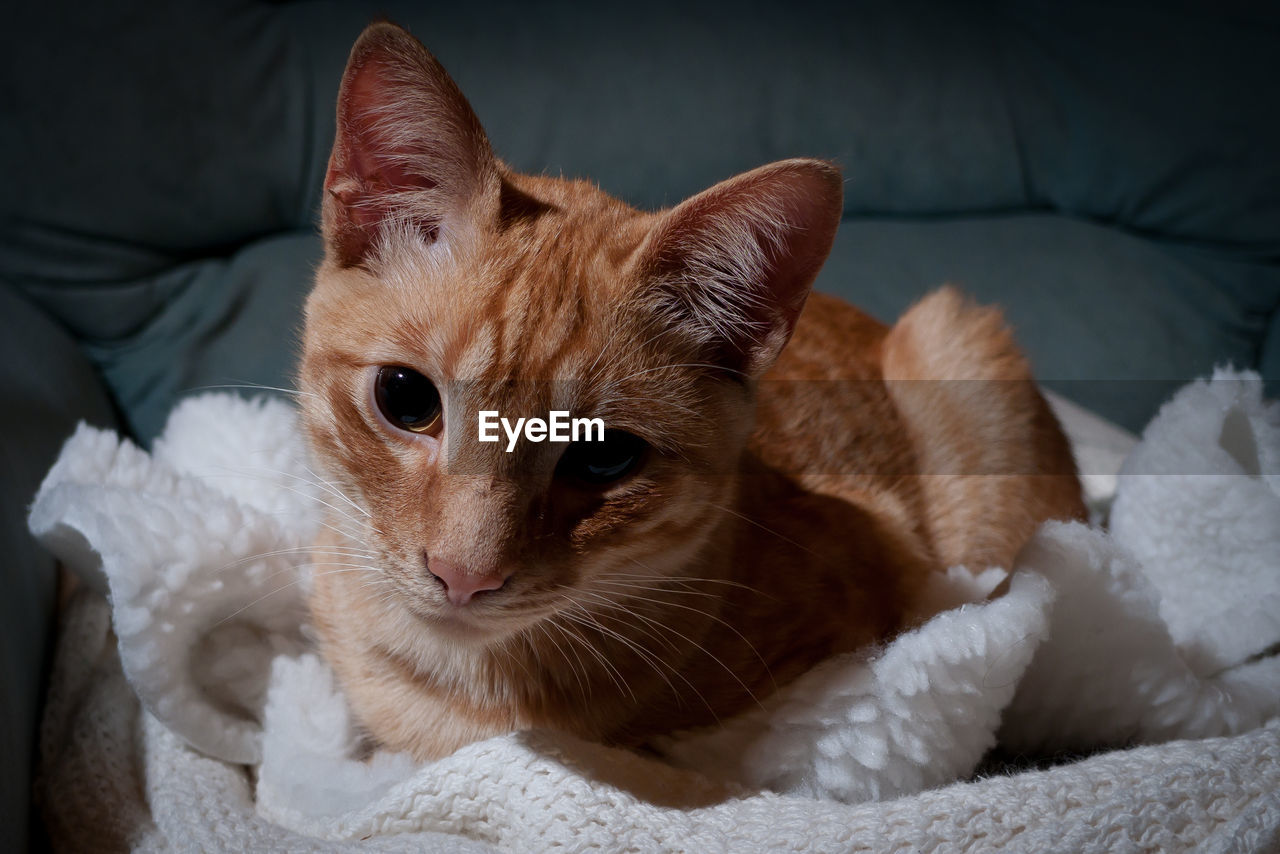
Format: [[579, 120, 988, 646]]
[[767, 291, 888, 382], [775, 286, 1029, 384]]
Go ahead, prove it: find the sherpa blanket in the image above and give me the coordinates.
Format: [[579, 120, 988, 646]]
[[29, 370, 1280, 852]]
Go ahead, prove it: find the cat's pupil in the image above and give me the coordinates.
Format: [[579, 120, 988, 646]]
[[374, 366, 442, 433], [558, 430, 647, 485]]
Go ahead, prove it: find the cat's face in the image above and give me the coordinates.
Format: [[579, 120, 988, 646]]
[[299, 23, 841, 644], [301, 178, 755, 642]]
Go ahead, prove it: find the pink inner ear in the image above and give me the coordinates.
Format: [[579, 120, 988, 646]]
[[340, 54, 442, 192], [640, 161, 844, 375], [323, 23, 499, 268], [325, 54, 444, 265]]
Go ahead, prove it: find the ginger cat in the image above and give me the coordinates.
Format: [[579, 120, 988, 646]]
[[299, 22, 1085, 760]]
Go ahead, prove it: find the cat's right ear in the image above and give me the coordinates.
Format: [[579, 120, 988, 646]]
[[323, 22, 498, 268], [631, 159, 843, 378]]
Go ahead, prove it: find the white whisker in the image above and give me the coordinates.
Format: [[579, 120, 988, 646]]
[[576, 588, 759, 712], [190, 382, 318, 399]]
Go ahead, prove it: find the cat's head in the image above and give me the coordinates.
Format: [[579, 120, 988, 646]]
[[299, 22, 842, 643]]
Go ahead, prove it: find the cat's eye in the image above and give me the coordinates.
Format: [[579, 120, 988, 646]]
[[374, 366, 442, 434], [557, 430, 648, 486]]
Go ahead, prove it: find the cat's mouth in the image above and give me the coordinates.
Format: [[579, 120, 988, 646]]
[[384, 578, 527, 640], [424, 606, 499, 639]]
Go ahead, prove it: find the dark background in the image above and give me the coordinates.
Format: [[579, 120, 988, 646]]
[[3, 1, 1278, 848]]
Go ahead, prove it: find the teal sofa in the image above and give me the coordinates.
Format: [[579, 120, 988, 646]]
[[3, 1, 1277, 847]]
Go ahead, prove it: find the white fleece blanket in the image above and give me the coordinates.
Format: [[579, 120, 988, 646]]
[[29, 370, 1280, 852]]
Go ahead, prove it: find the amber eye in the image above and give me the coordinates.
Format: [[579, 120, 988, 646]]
[[557, 430, 648, 486], [374, 366, 442, 434]]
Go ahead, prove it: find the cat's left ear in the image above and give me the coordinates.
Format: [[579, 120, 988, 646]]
[[632, 159, 843, 378], [323, 22, 499, 268]]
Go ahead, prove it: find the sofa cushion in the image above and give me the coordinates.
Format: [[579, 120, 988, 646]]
[[59, 232, 320, 443], [0, 282, 117, 853], [817, 214, 1279, 431], [287, 2, 1280, 254], [1, 2, 317, 281], [6, 2, 1277, 269]]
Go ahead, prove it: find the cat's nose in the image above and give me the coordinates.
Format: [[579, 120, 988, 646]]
[[426, 557, 506, 605]]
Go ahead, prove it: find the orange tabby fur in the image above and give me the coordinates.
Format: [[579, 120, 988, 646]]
[[300, 22, 1085, 760]]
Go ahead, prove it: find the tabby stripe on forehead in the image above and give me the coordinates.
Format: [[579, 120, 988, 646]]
[[505, 251, 576, 374], [447, 312, 501, 382], [474, 273, 514, 378], [440, 284, 508, 382], [545, 282, 598, 380], [536, 291, 592, 382]]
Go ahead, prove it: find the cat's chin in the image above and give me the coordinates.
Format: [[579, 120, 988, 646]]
[[422, 608, 507, 643], [391, 591, 524, 646]]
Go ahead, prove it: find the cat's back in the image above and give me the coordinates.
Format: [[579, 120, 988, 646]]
[[752, 287, 1085, 572], [767, 291, 890, 383], [752, 291, 917, 484]]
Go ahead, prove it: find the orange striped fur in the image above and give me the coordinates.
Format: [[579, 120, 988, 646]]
[[299, 22, 1085, 760]]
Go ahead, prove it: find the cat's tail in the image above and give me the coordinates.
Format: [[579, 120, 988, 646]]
[[880, 286, 1085, 572]]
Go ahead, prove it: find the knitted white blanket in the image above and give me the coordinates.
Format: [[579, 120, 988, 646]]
[[30, 371, 1280, 852]]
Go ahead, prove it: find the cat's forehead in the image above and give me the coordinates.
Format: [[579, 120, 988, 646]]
[[429, 182, 652, 383]]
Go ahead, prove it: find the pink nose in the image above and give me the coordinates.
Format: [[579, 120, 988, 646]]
[[427, 557, 506, 605]]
